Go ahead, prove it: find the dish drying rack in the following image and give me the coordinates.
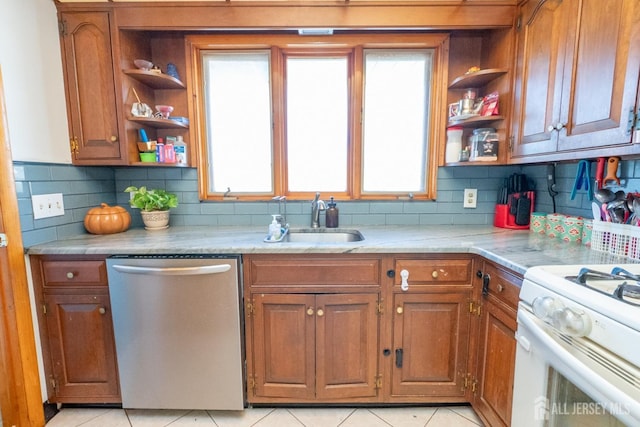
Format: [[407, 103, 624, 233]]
[[591, 221, 640, 260]]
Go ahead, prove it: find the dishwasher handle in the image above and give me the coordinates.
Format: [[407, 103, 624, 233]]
[[111, 264, 231, 276]]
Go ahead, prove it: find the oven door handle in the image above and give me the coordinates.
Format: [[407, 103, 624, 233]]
[[517, 310, 640, 424]]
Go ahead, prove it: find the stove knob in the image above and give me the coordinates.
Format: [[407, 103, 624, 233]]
[[555, 307, 591, 336], [532, 296, 557, 319]]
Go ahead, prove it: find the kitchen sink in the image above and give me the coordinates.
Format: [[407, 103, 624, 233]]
[[283, 228, 365, 243]]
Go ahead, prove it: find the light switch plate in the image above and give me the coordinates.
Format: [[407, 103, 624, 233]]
[[32, 193, 65, 219], [463, 188, 477, 209]]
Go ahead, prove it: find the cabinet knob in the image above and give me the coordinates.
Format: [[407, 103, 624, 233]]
[[110, 135, 118, 142], [316, 308, 324, 317], [66, 272, 75, 279], [98, 307, 106, 315], [396, 306, 403, 314], [496, 284, 504, 293], [307, 307, 314, 316], [431, 270, 439, 279]]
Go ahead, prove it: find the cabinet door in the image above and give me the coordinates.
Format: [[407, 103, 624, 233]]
[[474, 297, 516, 427], [44, 293, 120, 402], [511, 0, 568, 157], [251, 293, 316, 399], [391, 292, 471, 397], [316, 293, 379, 399], [557, 0, 640, 151], [60, 11, 123, 164]]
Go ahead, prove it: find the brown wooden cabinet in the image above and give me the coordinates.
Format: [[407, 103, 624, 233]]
[[470, 260, 520, 427], [386, 256, 474, 402], [244, 254, 383, 403], [30, 255, 120, 403], [59, 11, 125, 165], [511, 0, 640, 162]]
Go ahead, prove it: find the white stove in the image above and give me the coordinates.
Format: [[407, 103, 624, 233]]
[[513, 264, 640, 426]]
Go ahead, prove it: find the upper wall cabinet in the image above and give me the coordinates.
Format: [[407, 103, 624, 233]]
[[59, 11, 126, 165], [510, 0, 640, 162]]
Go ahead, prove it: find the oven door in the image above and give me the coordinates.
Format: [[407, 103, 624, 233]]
[[511, 305, 640, 426]]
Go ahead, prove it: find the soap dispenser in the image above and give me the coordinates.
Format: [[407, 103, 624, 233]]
[[325, 197, 339, 228], [269, 215, 282, 241]]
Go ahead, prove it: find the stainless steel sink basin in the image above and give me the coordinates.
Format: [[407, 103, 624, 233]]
[[283, 228, 365, 243]]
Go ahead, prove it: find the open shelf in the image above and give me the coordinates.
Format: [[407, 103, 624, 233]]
[[123, 69, 185, 89], [447, 115, 503, 128], [128, 116, 189, 129], [448, 68, 508, 90]]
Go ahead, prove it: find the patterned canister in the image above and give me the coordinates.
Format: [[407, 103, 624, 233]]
[[546, 213, 565, 238], [582, 219, 593, 246], [530, 212, 547, 234], [561, 216, 584, 243]]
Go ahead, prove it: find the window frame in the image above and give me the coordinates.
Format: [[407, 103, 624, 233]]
[[187, 33, 449, 201]]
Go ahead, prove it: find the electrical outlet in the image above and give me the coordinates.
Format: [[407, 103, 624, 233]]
[[463, 188, 477, 209], [32, 193, 65, 219]]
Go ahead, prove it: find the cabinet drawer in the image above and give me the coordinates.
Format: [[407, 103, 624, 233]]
[[481, 262, 521, 309], [394, 258, 472, 287], [41, 259, 108, 287], [246, 255, 381, 288]]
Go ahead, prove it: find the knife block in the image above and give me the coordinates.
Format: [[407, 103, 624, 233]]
[[494, 191, 535, 229]]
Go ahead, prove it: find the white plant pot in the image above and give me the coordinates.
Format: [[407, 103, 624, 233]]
[[140, 210, 170, 230]]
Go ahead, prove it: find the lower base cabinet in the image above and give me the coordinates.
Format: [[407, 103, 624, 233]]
[[390, 292, 471, 400], [470, 261, 520, 427], [31, 255, 121, 404], [249, 292, 380, 401]]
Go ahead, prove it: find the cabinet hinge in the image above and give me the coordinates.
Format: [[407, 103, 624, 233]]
[[50, 377, 57, 392], [248, 375, 257, 395], [462, 372, 477, 393], [69, 137, 79, 155], [376, 299, 384, 315], [374, 374, 382, 389], [0, 233, 7, 248], [627, 107, 640, 135], [58, 19, 66, 36], [42, 304, 47, 315], [246, 301, 255, 317], [516, 14, 522, 31], [469, 300, 481, 317], [509, 135, 515, 153]]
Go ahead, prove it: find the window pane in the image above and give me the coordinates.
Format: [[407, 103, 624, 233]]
[[286, 57, 348, 192], [362, 50, 432, 193], [203, 51, 273, 193]]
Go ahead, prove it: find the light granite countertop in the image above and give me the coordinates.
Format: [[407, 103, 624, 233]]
[[26, 225, 633, 276]]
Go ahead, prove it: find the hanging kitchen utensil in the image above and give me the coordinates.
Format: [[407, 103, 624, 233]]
[[603, 156, 621, 186], [570, 160, 592, 201], [595, 157, 606, 190], [130, 87, 152, 118]]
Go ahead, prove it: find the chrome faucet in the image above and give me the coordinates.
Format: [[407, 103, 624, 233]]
[[310, 192, 326, 228]]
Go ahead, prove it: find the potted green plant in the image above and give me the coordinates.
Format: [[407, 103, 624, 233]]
[[124, 186, 178, 230]]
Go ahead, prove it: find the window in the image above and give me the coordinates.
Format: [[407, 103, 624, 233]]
[[189, 33, 447, 200]]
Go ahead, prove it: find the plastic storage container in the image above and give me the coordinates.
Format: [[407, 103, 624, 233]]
[[469, 128, 498, 161], [445, 126, 463, 163]]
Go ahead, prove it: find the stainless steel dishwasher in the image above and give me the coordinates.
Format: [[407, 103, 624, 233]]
[[106, 255, 244, 410]]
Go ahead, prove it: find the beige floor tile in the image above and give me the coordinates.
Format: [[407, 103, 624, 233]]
[[251, 408, 304, 427], [168, 410, 216, 426], [448, 406, 483, 425], [370, 406, 438, 427], [287, 407, 355, 427], [79, 409, 131, 427], [207, 407, 274, 427], [126, 409, 189, 427], [46, 408, 120, 427], [340, 408, 392, 426], [426, 408, 482, 427]]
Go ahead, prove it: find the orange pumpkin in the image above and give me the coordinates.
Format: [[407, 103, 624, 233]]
[[84, 203, 131, 235]]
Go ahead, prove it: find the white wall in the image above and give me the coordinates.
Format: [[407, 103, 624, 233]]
[[0, 0, 71, 163]]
